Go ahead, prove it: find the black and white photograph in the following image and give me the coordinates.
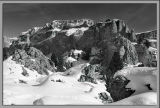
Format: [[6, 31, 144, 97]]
[[1, 0, 159, 106]]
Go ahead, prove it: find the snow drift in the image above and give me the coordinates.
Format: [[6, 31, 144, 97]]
[[3, 57, 111, 105]]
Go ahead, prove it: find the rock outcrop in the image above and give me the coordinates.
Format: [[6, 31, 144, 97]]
[[98, 92, 113, 104], [136, 46, 157, 67], [78, 64, 103, 83], [136, 30, 157, 45], [12, 46, 55, 75], [3, 47, 10, 60], [106, 75, 135, 102], [108, 67, 157, 102], [5, 18, 139, 77]]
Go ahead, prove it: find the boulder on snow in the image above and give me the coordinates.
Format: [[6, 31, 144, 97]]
[[33, 98, 44, 105], [98, 92, 113, 103], [78, 75, 97, 84], [21, 66, 29, 77]]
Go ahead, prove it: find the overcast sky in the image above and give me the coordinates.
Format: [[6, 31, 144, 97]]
[[3, 3, 157, 37]]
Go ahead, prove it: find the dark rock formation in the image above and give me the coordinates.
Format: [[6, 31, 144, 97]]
[[5, 18, 140, 77], [12, 47, 55, 75], [78, 64, 103, 84], [3, 47, 10, 60], [78, 75, 97, 84], [33, 98, 44, 105], [136, 30, 157, 45], [62, 49, 82, 70], [134, 30, 157, 67], [97, 36, 138, 83], [130, 29, 137, 42], [98, 92, 113, 103], [106, 75, 135, 102], [115, 37, 138, 65], [76, 20, 138, 80], [89, 47, 103, 65], [135, 43, 157, 67], [21, 66, 29, 77], [19, 79, 27, 84]]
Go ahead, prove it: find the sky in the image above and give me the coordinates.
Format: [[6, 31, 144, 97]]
[[3, 3, 157, 37]]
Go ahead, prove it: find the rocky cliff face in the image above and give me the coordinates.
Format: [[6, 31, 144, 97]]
[[4, 18, 139, 72], [134, 30, 157, 67], [136, 30, 157, 45], [78, 64, 103, 84], [11, 46, 55, 75]]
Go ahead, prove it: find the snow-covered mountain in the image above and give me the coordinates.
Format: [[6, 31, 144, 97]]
[[3, 18, 158, 105]]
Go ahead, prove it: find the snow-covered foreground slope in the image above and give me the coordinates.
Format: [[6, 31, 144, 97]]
[[3, 57, 48, 86], [114, 67, 157, 95], [3, 57, 157, 105], [3, 57, 109, 105], [110, 92, 157, 105]]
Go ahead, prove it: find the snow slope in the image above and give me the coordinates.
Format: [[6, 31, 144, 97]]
[[64, 27, 88, 36], [3, 56, 157, 105], [65, 57, 77, 63], [3, 57, 109, 105], [110, 92, 157, 105], [114, 67, 157, 95], [3, 56, 48, 86]]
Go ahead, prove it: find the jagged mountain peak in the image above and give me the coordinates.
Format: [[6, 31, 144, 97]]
[[4, 18, 157, 70]]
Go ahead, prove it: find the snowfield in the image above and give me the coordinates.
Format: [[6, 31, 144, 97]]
[[64, 27, 89, 36], [65, 57, 77, 63], [110, 92, 157, 105], [3, 56, 157, 105], [49, 27, 61, 32], [3, 57, 109, 105], [114, 67, 157, 95], [3, 57, 48, 86]]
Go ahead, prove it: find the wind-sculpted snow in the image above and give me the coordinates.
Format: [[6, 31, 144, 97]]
[[113, 67, 157, 95], [64, 27, 89, 36], [3, 59, 112, 105], [3, 57, 48, 86], [109, 92, 157, 105], [4, 57, 157, 105], [105, 65, 157, 102]]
